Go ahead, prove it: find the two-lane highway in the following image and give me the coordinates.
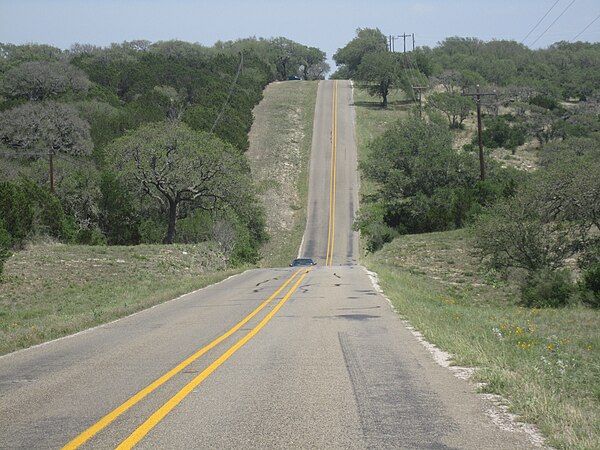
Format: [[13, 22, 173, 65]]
[[0, 80, 539, 449], [301, 80, 359, 267]]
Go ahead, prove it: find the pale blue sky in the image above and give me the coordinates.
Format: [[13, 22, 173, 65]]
[[1, 0, 599, 68]]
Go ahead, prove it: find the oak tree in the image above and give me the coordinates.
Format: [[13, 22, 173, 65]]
[[105, 121, 253, 244]]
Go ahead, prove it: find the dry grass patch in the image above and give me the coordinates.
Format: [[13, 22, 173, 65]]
[[247, 80, 318, 267]]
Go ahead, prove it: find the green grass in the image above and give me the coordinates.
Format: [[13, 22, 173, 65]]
[[0, 242, 245, 355], [353, 85, 600, 449], [365, 235, 600, 449]]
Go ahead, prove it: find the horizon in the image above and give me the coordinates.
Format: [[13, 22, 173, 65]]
[[1, 0, 599, 71]]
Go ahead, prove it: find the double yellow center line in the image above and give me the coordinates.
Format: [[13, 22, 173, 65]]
[[325, 80, 338, 267], [63, 266, 312, 449]]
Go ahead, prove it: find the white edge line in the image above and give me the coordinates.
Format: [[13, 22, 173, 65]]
[[361, 265, 548, 448], [297, 234, 305, 258]]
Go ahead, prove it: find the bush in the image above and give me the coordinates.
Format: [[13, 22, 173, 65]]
[[354, 204, 400, 253], [75, 226, 107, 246], [529, 95, 559, 111], [175, 209, 213, 244], [478, 116, 526, 152], [520, 269, 575, 308], [361, 221, 400, 253], [0, 221, 11, 279], [581, 263, 600, 308], [99, 171, 140, 245], [0, 181, 34, 243], [139, 217, 167, 244], [19, 178, 65, 238]]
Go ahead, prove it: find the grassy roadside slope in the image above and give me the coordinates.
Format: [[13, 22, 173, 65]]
[[0, 242, 242, 355], [354, 87, 600, 450], [247, 80, 318, 268]]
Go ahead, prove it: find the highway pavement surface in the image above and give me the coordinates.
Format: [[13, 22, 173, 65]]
[[0, 80, 539, 449]]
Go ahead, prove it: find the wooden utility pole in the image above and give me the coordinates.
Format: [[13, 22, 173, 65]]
[[412, 86, 427, 118], [461, 85, 496, 181], [397, 33, 412, 66]]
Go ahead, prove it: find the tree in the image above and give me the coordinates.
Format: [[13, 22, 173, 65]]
[[357, 52, 403, 107], [0, 101, 92, 156], [427, 92, 472, 128], [472, 190, 586, 274], [1, 61, 90, 101], [472, 156, 598, 274], [433, 69, 484, 93], [356, 117, 483, 244], [299, 46, 329, 80], [271, 37, 301, 80], [333, 28, 388, 78], [0, 43, 63, 74], [105, 121, 254, 244]]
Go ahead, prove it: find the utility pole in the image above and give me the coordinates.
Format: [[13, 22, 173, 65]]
[[461, 85, 496, 181], [397, 33, 412, 66], [412, 86, 427, 118]]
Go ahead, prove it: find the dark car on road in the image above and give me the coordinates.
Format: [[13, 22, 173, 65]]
[[290, 258, 317, 267]]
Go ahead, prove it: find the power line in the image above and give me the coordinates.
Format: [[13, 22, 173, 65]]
[[529, 0, 578, 47], [210, 52, 244, 133], [0, 150, 48, 157], [571, 11, 600, 41], [521, 0, 561, 44]]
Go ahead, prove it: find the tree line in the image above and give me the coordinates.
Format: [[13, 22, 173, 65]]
[[0, 38, 329, 276], [335, 29, 600, 308]]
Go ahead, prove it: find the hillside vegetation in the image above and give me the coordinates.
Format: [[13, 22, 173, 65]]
[[0, 38, 328, 273], [0, 38, 325, 353], [340, 29, 600, 449]]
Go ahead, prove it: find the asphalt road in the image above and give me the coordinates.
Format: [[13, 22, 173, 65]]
[[0, 80, 538, 449]]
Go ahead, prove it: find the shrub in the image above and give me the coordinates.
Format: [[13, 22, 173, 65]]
[[362, 221, 400, 253], [354, 204, 400, 253], [75, 227, 107, 246], [139, 217, 167, 244], [581, 263, 600, 308], [529, 95, 559, 111], [99, 171, 140, 245], [0, 181, 34, 243], [0, 221, 11, 279], [19, 178, 65, 238], [520, 269, 575, 308], [478, 116, 526, 152]]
